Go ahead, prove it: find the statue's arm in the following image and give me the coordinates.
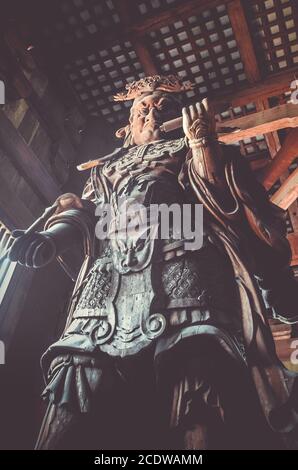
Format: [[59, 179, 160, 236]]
[[256, 256, 298, 324], [182, 99, 237, 212], [8, 173, 99, 269], [182, 100, 225, 188], [182, 101, 298, 323]]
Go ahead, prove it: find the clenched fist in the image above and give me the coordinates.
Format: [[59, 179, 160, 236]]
[[8, 230, 57, 268]]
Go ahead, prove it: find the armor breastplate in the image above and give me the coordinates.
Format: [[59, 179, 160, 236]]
[[99, 138, 188, 274], [102, 138, 187, 194]]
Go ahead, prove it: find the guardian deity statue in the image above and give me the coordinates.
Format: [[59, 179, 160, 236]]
[[9, 75, 298, 449]]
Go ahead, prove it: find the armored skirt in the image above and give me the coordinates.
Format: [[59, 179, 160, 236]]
[[39, 232, 256, 449]]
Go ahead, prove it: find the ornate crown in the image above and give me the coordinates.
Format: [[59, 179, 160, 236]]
[[113, 74, 194, 101]]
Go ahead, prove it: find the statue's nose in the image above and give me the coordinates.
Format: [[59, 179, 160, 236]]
[[122, 248, 137, 267], [145, 108, 160, 125]]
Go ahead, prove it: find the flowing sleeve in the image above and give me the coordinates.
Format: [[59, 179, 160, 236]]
[[230, 153, 298, 324], [187, 142, 298, 324]]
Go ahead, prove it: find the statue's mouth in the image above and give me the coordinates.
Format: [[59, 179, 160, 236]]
[[143, 120, 161, 131]]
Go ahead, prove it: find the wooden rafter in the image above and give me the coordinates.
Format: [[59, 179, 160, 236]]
[[227, 0, 280, 158], [115, 0, 158, 76], [214, 68, 297, 108], [162, 102, 298, 138], [270, 167, 298, 210], [160, 102, 298, 146], [260, 128, 298, 190], [227, 0, 260, 84], [216, 102, 298, 143], [256, 98, 281, 158], [133, 39, 158, 76]]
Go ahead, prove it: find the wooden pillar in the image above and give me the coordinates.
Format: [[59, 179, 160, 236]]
[[260, 128, 298, 190], [0, 109, 60, 205]]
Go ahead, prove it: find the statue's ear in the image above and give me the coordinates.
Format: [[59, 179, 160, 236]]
[[115, 125, 128, 139], [115, 124, 134, 148]]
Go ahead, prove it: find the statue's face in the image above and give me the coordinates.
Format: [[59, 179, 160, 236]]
[[130, 91, 180, 145]]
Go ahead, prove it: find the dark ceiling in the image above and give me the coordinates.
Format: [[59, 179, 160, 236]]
[[1, 0, 298, 163]]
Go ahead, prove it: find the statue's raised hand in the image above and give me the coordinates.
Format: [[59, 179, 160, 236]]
[[182, 98, 217, 145], [8, 230, 57, 268]]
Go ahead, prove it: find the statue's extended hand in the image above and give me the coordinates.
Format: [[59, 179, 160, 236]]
[[8, 230, 57, 268], [182, 98, 216, 144]]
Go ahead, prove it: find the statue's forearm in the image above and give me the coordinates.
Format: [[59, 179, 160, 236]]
[[44, 207, 96, 254], [43, 222, 82, 255], [189, 140, 226, 190]]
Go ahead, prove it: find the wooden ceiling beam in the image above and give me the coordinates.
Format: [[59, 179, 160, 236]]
[[133, 39, 158, 75], [227, 0, 280, 158], [217, 102, 298, 143], [114, 0, 158, 75], [260, 128, 298, 190], [214, 68, 297, 108], [256, 99, 281, 159], [270, 167, 298, 210], [227, 0, 260, 84], [164, 101, 298, 142]]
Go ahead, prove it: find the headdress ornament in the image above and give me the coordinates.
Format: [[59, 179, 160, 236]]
[[113, 74, 194, 101]]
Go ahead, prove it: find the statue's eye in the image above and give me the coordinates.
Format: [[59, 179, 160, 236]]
[[139, 107, 149, 116], [157, 101, 168, 111]]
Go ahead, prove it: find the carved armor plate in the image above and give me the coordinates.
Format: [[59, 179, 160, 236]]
[[99, 263, 166, 357]]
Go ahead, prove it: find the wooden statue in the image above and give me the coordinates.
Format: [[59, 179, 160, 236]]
[[9, 75, 298, 449]]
